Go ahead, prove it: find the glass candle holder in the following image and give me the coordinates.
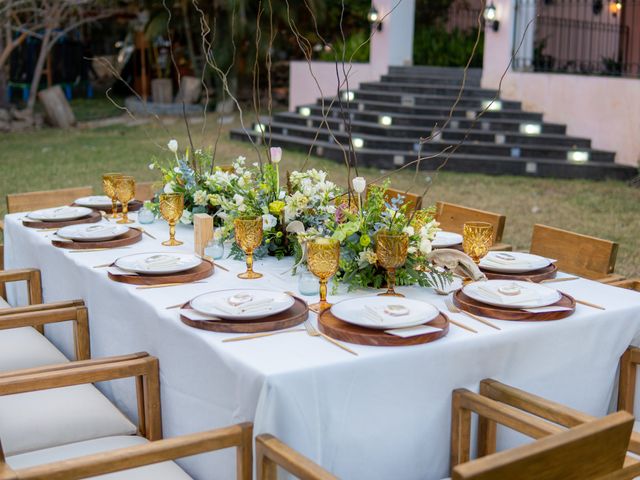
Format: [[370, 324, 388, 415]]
[[137, 207, 155, 225], [205, 232, 225, 260], [298, 268, 319, 296]]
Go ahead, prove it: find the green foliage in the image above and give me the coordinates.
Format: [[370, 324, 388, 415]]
[[318, 30, 370, 63], [413, 26, 483, 67]]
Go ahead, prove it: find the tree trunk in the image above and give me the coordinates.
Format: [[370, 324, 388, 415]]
[[27, 26, 53, 111]]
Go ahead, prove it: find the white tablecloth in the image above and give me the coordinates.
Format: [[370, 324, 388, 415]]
[[4, 212, 640, 480]]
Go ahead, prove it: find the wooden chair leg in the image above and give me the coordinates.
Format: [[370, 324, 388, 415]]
[[618, 348, 638, 414], [451, 389, 472, 469], [72, 306, 91, 361], [236, 423, 253, 480], [478, 382, 497, 457], [141, 356, 162, 441]]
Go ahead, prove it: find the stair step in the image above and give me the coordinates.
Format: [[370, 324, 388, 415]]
[[347, 90, 521, 110], [230, 129, 634, 181], [380, 74, 482, 87], [388, 65, 483, 79], [361, 81, 498, 98]]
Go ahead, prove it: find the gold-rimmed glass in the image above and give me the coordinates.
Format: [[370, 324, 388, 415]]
[[307, 237, 340, 313], [462, 221, 494, 263], [375, 230, 409, 297], [159, 193, 184, 246], [114, 176, 135, 224], [234, 217, 264, 279], [102, 173, 122, 219]]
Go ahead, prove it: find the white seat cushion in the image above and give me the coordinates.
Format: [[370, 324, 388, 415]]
[[0, 384, 137, 456], [0, 327, 69, 372], [8, 435, 192, 479], [0, 296, 10, 309]]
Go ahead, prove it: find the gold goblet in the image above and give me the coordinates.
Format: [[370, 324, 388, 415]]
[[159, 193, 184, 246], [463, 221, 494, 263], [234, 217, 264, 279], [375, 231, 409, 297], [102, 173, 122, 219], [307, 237, 340, 313], [114, 176, 135, 224]]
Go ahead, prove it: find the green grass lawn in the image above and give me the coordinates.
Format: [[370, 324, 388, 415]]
[[2, 104, 639, 278]]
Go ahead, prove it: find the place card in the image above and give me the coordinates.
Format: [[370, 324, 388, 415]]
[[179, 309, 221, 322], [385, 325, 442, 338]]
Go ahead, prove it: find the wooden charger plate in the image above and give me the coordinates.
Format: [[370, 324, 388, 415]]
[[72, 200, 143, 213], [453, 289, 575, 321], [180, 296, 309, 334], [319, 310, 450, 347], [52, 228, 142, 250], [481, 264, 558, 283], [22, 210, 102, 229], [108, 258, 214, 286]]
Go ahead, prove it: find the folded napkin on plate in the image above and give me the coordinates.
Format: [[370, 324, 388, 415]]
[[364, 305, 427, 325], [213, 297, 274, 315], [139, 255, 181, 268], [180, 309, 220, 322], [475, 284, 541, 306], [385, 325, 442, 338], [482, 256, 537, 268]]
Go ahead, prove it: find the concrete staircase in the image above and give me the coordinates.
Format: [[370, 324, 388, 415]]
[[230, 66, 636, 180]]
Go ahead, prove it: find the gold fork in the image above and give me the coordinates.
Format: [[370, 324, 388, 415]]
[[223, 328, 306, 343], [130, 226, 157, 240], [445, 297, 500, 330], [303, 320, 358, 356]]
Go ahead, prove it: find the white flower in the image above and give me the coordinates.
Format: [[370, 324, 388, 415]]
[[180, 210, 192, 225], [238, 204, 247, 212], [148, 163, 155, 170], [407, 246, 417, 254], [193, 190, 208, 206], [262, 214, 278, 231], [358, 249, 378, 267], [270, 146, 282, 163], [173, 167, 180, 173], [419, 238, 432, 255], [233, 194, 244, 205], [352, 176, 366, 194], [403, 226, 415, 236], [163, 182, 174, 194], [167, 139, 178, 153], [419, 220, 440, 241]]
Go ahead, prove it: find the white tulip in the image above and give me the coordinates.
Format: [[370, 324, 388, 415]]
[[233, 194, 244, 205], [148, 163, 155, 170], [262, 214, 278, 231], [352, 176, 366, 194], [167, 139, 178, 153], [163, 183, 174, 194], [270, 147, 283, 163]]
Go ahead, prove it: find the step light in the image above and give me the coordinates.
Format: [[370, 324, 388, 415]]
[[567, 150, 589, 162], [342, 91, 355, 102], [379, 115, 392, 126], [481, 100, 502, 111], [299, 107, 311, 117], [254, 123, 266, 133], [353, 138, 364, 149], [520, 123, 541, 135]]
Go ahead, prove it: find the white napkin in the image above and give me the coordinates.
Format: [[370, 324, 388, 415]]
[[50, 233, 72, 243], [107, 266, 138, 276], [482, 255, 536, 269], [180, 309, 220, 321], [137, 255, 181, 269], [213, 297, 274, 315], [475, 284, 541, 306], [364, 305, 427, 326], [385, 325, 442, 338]]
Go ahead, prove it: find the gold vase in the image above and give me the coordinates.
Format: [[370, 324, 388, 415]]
[[307, 237, 340, 313], [234, 217, 264, 279], [159, 193, 184, 246], [462, 221, 494, 263], [375, 231, 409, 297], [102, 173, 122, 219], [114, 176, 135, 225]]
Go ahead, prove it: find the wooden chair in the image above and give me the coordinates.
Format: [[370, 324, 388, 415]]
[[0, 268, 42, 309], [609, 279, 640, 292], [530, 224, 619, 281], [0, 353, 253, 479], [477, 378, 640, 478], [367, 187, 423, 213], [435, 201, 511, 251], [136, 181, 157, 202], [256, 434, 338, 480], [618, 347, 640, 416]]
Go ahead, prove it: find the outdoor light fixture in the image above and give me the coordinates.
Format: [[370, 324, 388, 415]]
[[379, 115, 393, 126], [254, 123, 266, 133], [520, 123, 542, 135], [609, 0, 622, 15], [299, 107, 311, 117], [568, 150, 590, 162], [481, 99, 502, 111], [342, 90, 355, 102], [353, 138, 365, 149], [368, 6, 383, 31], [483, 2, 500, 32]]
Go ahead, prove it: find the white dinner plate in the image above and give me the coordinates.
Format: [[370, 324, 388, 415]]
[[463, 280, 561, 309], [479, 251, 551, 273], [432, 231, 463, 248], [190, 289, 295, 321], [74, 195, 123, 209], [57, 223, 130, 242], [27, 206, 93, 221], [115, 252, 201, 275], [331, 296, 440, 330]]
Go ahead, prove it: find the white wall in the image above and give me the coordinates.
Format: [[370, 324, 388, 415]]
[[482, 0, 640, 167]]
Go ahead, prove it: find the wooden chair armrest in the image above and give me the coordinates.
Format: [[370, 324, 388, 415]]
[[598, 274, 627, 284], [0, 268, 42, 306], [0, 352, 162, 440], [256, 434, 337, 480], [7, 423, 253, 480], [610, 279, 640, 291], [0, 305, 90, 361], [0, 299, 84, 316]]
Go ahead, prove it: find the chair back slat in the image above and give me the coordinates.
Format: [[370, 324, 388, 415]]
[[6, 186, 93, 214], [381, 187, 422, 213], [530, 224, 618, 280], [452, 411, 633, 480], [435, 202, 506, 243], [135, 181, 157, 202]]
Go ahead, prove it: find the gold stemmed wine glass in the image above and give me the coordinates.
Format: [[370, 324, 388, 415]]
[[307, 237, 340, 313], [234, 217, 264, 279], [462, 221, 494, 264], [114, 176, 135, 225], [375, 230, 409, 297], [159, 193, 184, 246], [102, 173, 122, 219]]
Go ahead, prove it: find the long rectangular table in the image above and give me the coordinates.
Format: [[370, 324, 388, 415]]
[[5, 212, 640, 479]]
